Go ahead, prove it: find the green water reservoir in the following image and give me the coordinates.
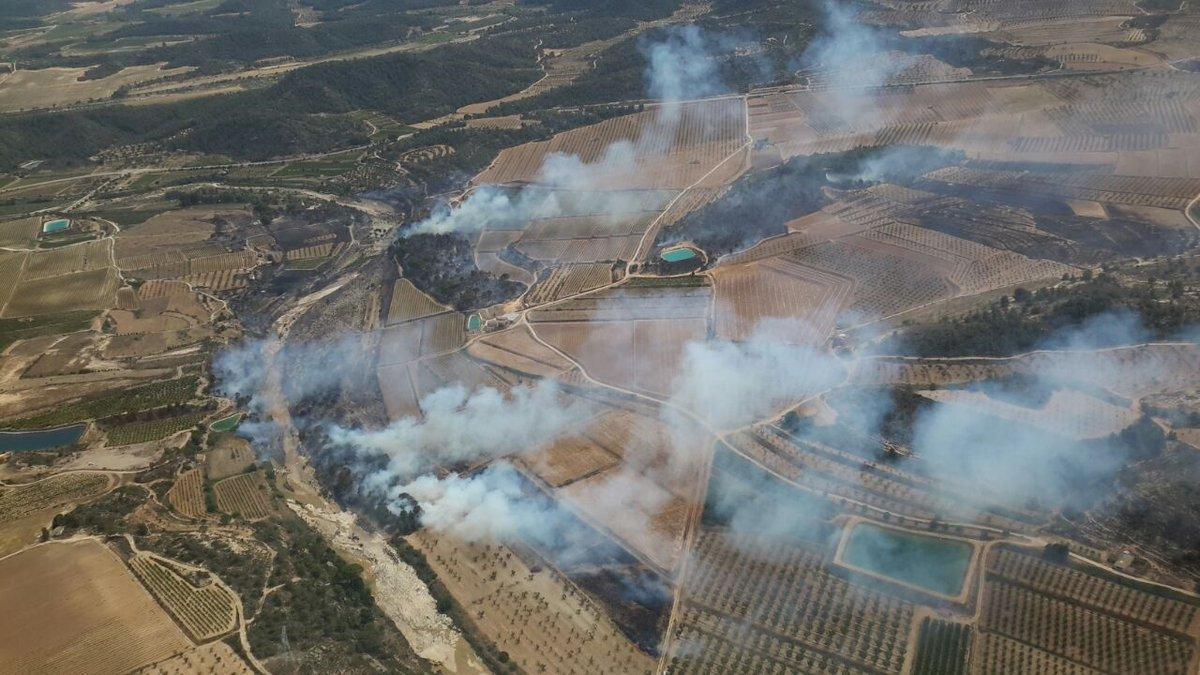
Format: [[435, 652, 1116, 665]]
[[209, 413, 242, 433], [841, 522, 973, 597], [42, 218, 70, 234]]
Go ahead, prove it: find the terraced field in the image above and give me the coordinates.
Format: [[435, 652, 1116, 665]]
[[130, 554, 239, 641], [212, 471, 275, 519], [166, 468, 206, 519], [523, 263, 617, 307], [0, 472, 114, 525]]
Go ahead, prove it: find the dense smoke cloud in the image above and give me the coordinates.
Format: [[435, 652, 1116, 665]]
[[669, 318, 848, 431], [798, 1, 900, 129], [641, 25, 729, 104], [332, 379, 593, 480]]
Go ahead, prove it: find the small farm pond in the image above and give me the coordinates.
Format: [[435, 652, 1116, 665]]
[[209, 413, 242, 433], [0, 424, 85, 453], [661, 248, 698, 263], [841, 522, 972, 597], [467, 314, 482, 331], [42, 218, 70, 234]]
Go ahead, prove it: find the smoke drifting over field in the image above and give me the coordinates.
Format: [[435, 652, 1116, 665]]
[[798, 1, 900, 128], [405, 26, 732, 238], [208, 4, 1200, 590], [332, 380, 591, 480], [669, 318, 848, 431]]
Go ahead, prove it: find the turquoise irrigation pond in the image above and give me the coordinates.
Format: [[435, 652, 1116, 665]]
[[0, 425, 85, 453], [842, 522, 972, 597], [42, 218, 70, 234], [661, 248, 698, 263], [467, 314, 482, 331]]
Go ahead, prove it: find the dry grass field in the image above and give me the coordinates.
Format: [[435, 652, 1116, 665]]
[[0, 539, 191, 674], [409, 531, 655, 675], [212, 471, 275, 519], [165, 468, 206, 519], [476, 98, 748, 191], [129, 554, 239, 641], [205, 435, 256, 481], [0, 63, 192, 112]]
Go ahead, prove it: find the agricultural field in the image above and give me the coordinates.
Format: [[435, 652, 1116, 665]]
[[465, 323, 576, 380], [712, 256, 851, 343], [0, 63, 192, 113], [978, 549, 1198, 675], [212, 471, 275, 520], [522, 405, 702, 572], [2, 267, 121, 318], [670, 528, 915, 674], [384, 278, 448, 326], [476, 98, 749, 190], [0, 539, 191, 674], [0, 472, 114, 528], [165, 468, 206, 519], [3, 0, 1200, 672], [129, 553, 239, 641], [134, 641, 253, 675], [528, 279, 710, 398], [917, 388, 1141, 440], [205, 435, 255, 480], [0, 217, 42, 247], [912, 619, 972, 675], [105, 410, 208, 446], [523, 263, 618, 306], [409, 531, 656, 675]]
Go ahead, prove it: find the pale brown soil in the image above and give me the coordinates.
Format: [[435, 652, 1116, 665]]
[[0, 539, 191, 674]]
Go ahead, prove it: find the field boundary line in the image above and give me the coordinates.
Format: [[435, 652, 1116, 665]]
[[630, 102, 752, 266]]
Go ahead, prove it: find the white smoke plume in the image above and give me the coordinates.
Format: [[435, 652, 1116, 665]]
[[403, 26, 732, 237], [641, 25, 728, 104], [333, 379, 593, 480], [797, 1, 902, 131], [669, 318, 850, 432]]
